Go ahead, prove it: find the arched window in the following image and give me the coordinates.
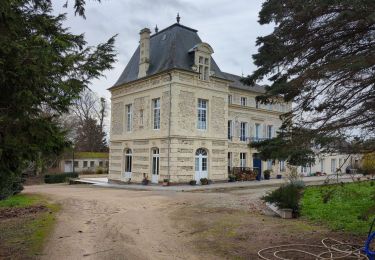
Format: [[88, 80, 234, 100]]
[[195, 148, 208, 172], [124, 149, 132, 173]]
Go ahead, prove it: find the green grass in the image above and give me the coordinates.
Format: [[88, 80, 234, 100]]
[[301, 181, 375, 234], [0, 194, 59, 258], [0, 194, 43, 208]]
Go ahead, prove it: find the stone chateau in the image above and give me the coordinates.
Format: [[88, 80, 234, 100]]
[[108, 18, 291, 184]]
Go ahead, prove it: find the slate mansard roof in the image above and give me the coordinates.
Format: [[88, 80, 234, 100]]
[[113, 23, 264, 93]]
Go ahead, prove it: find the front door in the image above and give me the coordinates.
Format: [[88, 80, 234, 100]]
[[195, 148, 208, 184], [253, 156, 262, 180], [151, 148, 159, 184]]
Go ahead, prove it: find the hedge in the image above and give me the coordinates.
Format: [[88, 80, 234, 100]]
[[44, 172, 78, 184]]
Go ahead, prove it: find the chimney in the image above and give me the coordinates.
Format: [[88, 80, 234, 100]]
[[138, 28, 151, 78]]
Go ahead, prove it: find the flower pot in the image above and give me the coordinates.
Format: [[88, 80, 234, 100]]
[[162, 182, 169, 186]]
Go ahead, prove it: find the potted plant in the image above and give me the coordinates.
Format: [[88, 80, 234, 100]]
[[162, 178, 170, 186], [189, 180, 196, 186], [200, 178, 209, 185], [142, 173, 149, 185], [228, 174, 236, 182], [263, 170, 271, 180]]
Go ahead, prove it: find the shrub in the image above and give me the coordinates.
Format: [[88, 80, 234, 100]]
[[200, 178, 209, 185], [263, 183, 304, 213], [95, 167, 104, 174], [80, 170, 95, 175], [189, 180, 197, 185], [228, 174, 236, 182], [44, 172, 78, 184], [362, 152, 375, 177]]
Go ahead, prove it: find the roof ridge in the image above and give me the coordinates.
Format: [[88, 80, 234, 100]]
[[151, 23, 198, 38]]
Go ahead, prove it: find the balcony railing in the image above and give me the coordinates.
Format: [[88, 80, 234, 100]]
[[237, 137, 270, 144]]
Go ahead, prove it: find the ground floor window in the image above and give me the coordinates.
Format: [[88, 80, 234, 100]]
[[228, 152, 232, 172], [195, 148, 208, 172], [331, 159, 336, 174], [152, 148, 160, 175], [90, 161, 94, 168], [125, 149, 132, 173], [267, 159, 272, 170], [279, 160, 285, 172], [240, 153, 246, 168]]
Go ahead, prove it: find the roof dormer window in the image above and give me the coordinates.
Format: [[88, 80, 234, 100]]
[[189, 42, 214, 81], [198, 56, 209, 80]]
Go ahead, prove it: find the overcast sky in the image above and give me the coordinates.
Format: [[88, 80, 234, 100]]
[[53, 0, 273, 100]]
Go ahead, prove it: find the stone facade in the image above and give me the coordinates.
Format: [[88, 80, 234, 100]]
[[109, 68, 289, 183], [108, 23, 290, 184]]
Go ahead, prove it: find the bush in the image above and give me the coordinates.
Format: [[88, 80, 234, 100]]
[[0, 171, 24, 200], [263, 183, 304, 213], [200, 178, 209, 185], [189, 180, 197, 185], [95, 167, 104, 174], [80, 169, 95, 175], [44, 172, 78, 184], [263, 170, 271, 180], [228, 174, 236, 182], [362, 152, 375, 177]]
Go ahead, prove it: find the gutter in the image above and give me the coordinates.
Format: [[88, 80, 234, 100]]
[[167, 72, 172, 180]]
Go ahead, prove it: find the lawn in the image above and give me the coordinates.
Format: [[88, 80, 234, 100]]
[[301, 181, 375, 234], [0, 194, 59, 259]]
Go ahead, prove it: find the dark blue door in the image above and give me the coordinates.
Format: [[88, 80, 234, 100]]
[[253, 158, 262, 181]]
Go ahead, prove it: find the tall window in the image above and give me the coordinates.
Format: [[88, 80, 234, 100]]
[[320, 159, 325, 172], [267, 125, 273, 139], [280, 160, 286, 172], [228, 152, 232, 172], [197, 99, 207, 130], [126, 104, 132, 132], [228, 95, 232, 104], [255, 123, 261, 139], [240, 97, 247, 106], [140, 109, 144, 126], [240, 122, 247, 141], [267, 159, 272, 170], [152, 98, 160, 130], [256, 101, 259, 109], [195, 148, 208, 171], [152, 148, 160, 176], [240, 153, 246, 168], [228, 120, 233, 140], [331, 159, 336, 174], [198, 56, 209, 80], [124, 149, 132, 173]]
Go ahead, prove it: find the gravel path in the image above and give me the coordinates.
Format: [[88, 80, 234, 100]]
[[26, 184, 266, 260]]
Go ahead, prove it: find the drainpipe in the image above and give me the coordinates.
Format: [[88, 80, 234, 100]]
[[167, 72, 172, 181]]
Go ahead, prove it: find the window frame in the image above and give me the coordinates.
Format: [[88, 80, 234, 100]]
[[124, 149, 132, 173], [240, 122, 248, 142], [240, 97, 247, 106], [197, 98, 208, 130], [152, 98, 161, 130], [126, 104, 132, 132], [240, 153, 246, 168], [228, 120, 233, 140]]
